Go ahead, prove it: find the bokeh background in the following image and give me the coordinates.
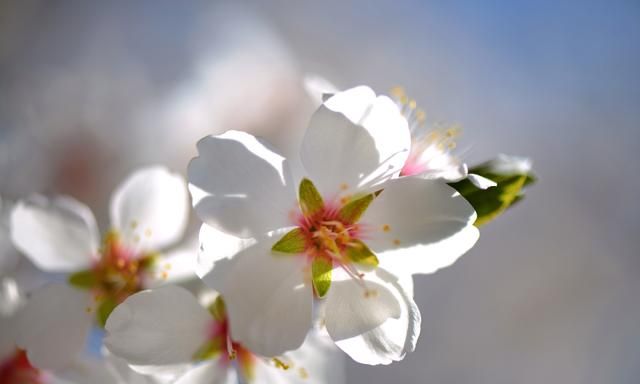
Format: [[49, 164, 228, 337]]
[[1, 1, 639, 383]]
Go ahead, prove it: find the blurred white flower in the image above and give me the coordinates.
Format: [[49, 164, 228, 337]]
[[105, 285, 344, 384], [0, 275, 154, 384], [8, 166, 191, 370], [189, 86, 478, 363], [484, 154, 533, 175]]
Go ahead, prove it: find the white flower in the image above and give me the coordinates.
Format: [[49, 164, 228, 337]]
[[8, 166, 190, 370], [189, 86, 479, 363], [390, 87, 496, 189], [104, 285, 343, 384], [0, 276, 154, 384]]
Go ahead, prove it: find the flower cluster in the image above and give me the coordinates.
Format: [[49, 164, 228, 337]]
[[0, 85, 533, 383]]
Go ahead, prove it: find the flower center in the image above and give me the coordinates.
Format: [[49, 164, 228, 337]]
[[68, 231, 156, 326], [195, 296, 302, 380], [92, 232, 155, 302], [301, 215, 360, 262], [0, 350, 42, 384], [272, 178, 379, 298], [194, 297, 257, 380]]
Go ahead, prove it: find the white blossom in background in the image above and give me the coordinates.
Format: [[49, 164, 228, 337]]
[[390, 87, 496, 189], [0, 276, 159, 384], [8, 166, 191, 370], [104, 285, 344, 384], [189, 86, 479, 364], [484, 154, 533, 175]]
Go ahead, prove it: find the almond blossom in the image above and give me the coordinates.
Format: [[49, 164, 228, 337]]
[[390, 87, 496, 189], [188, 86, 479, 363], [104, 285, 344, 384], [8, 166, 190, 370]]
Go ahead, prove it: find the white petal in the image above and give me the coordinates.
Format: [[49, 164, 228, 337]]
[[324, 268, 402, 343], [467, 173, 497, 189], [110, 166, 189, 252], [0, 276, 22, 317], [104, 348, 179, 384], [188, 131, 296, 238], [361, 177, 479, 275], [417, 161, 468, 182], [220, 241, 312, 357], [14, 283, 93, 370], [104, 286, 211, 366], [50, 357, 120, 384], [247, 358, 289, 384], [332, 269, 420, 365], [174, 361, 237, 384], [10, 195, 99, 272], [126, 363, 190, 383], [145, 234, 199, 287], [281, 329, 346, 384], [301, 86, 411, 198], [198, 223, 256, 289], [303, 74, 339, 108]]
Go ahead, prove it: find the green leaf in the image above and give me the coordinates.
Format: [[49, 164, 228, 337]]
[[68, 270, 96, 289], [299, 178, 324, 216], [193, 336, 224, 361], [312, 256, 333, 298], [96, 297, 118, 328], [271, 228, 306, 254], [338, 193, 375, 224], [449, 163, 536, 227], [208, 296, 227, 322], [345, 240, 379, 269]]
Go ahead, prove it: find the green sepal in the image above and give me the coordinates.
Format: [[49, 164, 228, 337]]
[[311, 256, 333, 298], [96, 297, 118, 328], [338, 193, 374, 224], [449, 165, 536, 227], [271, 228, 306, 254], [299, 178, 324, 216], [208, 296, 227, 322], [345, 240, 379, 269], [68, 270, 97, 289], [192, 336, 224, 361]]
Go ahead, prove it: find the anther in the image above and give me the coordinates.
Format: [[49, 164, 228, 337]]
[[272, 357, 290, 370]]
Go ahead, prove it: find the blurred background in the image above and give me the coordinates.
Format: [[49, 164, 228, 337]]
[[1, 0, 639, 383]]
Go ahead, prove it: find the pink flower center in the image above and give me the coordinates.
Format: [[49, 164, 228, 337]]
[[297, 204, 363, 264], [89, 232, 155, 303], [202, 299, 257, 380]]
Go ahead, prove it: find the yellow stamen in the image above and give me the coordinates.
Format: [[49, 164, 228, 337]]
[[272, 357, 290, 370]]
